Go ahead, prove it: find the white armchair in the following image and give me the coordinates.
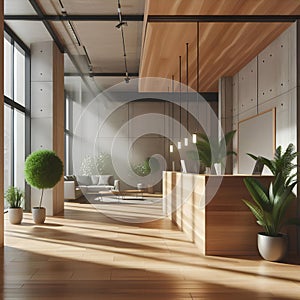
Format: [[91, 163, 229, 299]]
[[64, 181, 83, 200]]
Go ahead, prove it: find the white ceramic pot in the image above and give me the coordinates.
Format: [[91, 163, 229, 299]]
[[205, 167, 211, 174], [8, 207, 23, 224], [32, 207, 46, 224], [257, 232, 288, 261]]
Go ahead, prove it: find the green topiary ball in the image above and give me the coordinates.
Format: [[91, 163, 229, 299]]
[[24, 150, 63, 189]]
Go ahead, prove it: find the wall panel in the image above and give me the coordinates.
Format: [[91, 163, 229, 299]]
[[231, 23, 297, 175], [258, 28, 290, 104], [238, 57, 257, 114], [31, 82, 53, 118]]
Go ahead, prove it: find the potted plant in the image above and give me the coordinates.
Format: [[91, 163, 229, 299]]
[[132, 158, 151, 177], [24, 150, 63, 224], [243, 143, 300, 261], [195, 130, 236, 174], [5, 186, 24, 224]]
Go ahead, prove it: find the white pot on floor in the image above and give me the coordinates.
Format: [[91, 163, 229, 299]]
[[8, 207, 23, 224], [32, 207, 46, 224], [257, 232, 288, 261]]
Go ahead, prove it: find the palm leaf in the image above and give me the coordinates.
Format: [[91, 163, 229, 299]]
[[242, 200, 264, 224], [247, 153, 258, 161], [196, 140, 212, 166], [243, 177, 272, 212], [196, 132, 210, 143], [272, 181, 297, 232], [227, 150, 237, 156], [223, 130, 236, 146]]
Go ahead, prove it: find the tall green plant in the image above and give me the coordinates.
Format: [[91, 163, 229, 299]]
[[243, 176, 300, 236], [24, 150, 63, 208], [244, 143, 300, 236], [5, 186, 24, 208], [196, 130, 237, 167]]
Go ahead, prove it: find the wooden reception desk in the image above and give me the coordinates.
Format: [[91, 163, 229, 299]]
[[163, 172, 298, 256]]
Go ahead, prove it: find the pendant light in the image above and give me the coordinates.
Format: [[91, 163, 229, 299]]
[[170, 75, 175, 153], [184, 42, 189, 147], [170, 144, 174, 153], [193, 22, 200, 144], [192, 133, 197, 144], [177, 56, 182, 150]]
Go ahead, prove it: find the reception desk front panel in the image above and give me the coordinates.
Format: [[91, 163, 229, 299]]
[[163, 172, 297, 256]]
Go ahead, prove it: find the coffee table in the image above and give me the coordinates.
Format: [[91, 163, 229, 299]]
[[111, 189, 144, 200]]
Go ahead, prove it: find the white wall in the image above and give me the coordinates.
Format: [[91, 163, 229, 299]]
[[66, 80, 217, 191], [232, 23, 297, 173]]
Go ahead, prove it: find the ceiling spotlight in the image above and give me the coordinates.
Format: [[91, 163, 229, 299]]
[[124, 76, 130, 83], [116, 21, 127, 29]]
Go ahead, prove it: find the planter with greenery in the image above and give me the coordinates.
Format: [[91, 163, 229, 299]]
[[5, 186, 24, 224], [243, 143, 300, 261], [132, 158, 151, 177], [194, 130, 237, 174], [24, 150, 63, 224]]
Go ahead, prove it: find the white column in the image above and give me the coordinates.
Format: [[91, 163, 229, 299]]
[[30, 41, 64, 216]]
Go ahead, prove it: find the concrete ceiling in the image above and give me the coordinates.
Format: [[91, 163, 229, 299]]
[[5, 0, 300, 95], [4, 0, 145, 94]]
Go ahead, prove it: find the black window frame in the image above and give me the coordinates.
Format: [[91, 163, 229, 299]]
[[4, 24, 31, 211]]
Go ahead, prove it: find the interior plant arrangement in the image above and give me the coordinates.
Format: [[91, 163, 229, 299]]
[[132, 158, 151, 177], [243, 143, 300, 261], [5, 186, 24, 224], [195, 130, 237, 174], [24, 150, 63, 224], [80, 153, 113, 175]]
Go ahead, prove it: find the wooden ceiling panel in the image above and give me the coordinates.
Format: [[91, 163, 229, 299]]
[[198, 22, 291, 91], [146, 0, 300, 15], [140, 22, 291, 92], [140, 0, 297, 92]]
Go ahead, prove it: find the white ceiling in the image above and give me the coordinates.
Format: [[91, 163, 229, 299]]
[[4, 0, 145, 93], [4, 0, 37, 15], [73, 21, 142, 73], [39, 0, 145, 15], [5, 21, 52, 47]]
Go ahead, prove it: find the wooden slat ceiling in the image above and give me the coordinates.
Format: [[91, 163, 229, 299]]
[[140, 0, 300, 92], [146, 0, 300, 15]]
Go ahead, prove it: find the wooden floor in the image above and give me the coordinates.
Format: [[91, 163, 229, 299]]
[[2, 200, 300, 299]]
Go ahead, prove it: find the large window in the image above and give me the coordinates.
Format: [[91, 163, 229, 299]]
[[3, 27, 30, 209]]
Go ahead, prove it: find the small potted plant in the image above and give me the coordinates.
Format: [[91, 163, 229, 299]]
[[243, 143, 300, 261], [195, 130, 236, 174], [24, 150, 63, 224], [5, 186, 24, 224]]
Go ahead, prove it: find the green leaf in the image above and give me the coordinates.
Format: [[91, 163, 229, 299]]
[[196, 132, 210, 142], [244, 177, 272, 212], [247, 153, 258, 161], [223, 130, 236, 146], [226, 150, 237, 156], [242, 199, 264, 224], [272, 182, 297, 232]]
